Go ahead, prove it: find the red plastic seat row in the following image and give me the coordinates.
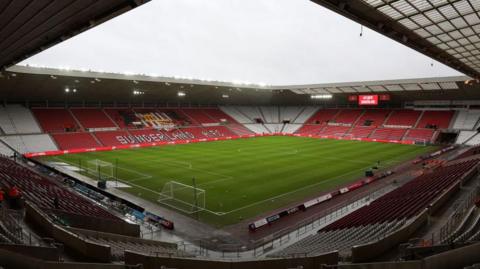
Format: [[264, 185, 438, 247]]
[[321, 159, 479, 231], [0, 157, 119, 220]]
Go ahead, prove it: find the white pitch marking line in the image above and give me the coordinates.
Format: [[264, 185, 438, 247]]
[[51, 157, 152, 182]]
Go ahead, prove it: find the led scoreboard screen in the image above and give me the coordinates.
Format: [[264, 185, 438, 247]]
[[358, 95, 379, 106], [349, 94, 390, 106]]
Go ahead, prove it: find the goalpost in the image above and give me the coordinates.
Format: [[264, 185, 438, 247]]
[[158, 181, 206, 214], [84, 159, 115, 181]]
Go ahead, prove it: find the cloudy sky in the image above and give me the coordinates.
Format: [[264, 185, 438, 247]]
[[21, 0, 462, 86]]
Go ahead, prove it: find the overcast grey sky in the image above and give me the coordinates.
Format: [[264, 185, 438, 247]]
[[21, 0, 462, 86]]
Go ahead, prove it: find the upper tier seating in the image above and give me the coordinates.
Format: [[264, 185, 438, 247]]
[[260, 106, 279, 123], [180, 109, 217, 125], [220, 106, 253, 123], [233, 106, 264, 123], [453, 110, 480, 130], [104, 109, 134, 129], [203, 108, 238, 123], [279, 107, 305, 123], [416, 110, 454, 129], [133, 109, 178, 128], [0, 105, 42, 134], [0, 157, 119, 220], [52, 133, 101, 150], [32, 108, 79, 133], [333, 110, 363, 125], [0, 134, 58, 153], [306, 109, 339, 124], [346, 126, 375, 138], [221, 106, 318, 124], [292, 107, 319, 124], [370, 128, 407, 141], [356, 109, 391, 127], [384, 110, 421, 127], [404, 129, 435, 142], [71, 109, 116, 129]]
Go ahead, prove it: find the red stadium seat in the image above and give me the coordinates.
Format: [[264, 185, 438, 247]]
[[71, 108, 116, 129]]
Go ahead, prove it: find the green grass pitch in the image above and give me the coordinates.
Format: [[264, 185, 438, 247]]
[[38, 136, 437, 227]]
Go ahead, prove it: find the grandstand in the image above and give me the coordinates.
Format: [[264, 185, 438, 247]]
[[1, 0, 480, 269]]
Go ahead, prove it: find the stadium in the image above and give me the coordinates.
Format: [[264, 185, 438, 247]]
[[1, 0, 480, 269]]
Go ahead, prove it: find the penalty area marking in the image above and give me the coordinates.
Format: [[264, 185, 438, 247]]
[[52, 157, 152, 183]]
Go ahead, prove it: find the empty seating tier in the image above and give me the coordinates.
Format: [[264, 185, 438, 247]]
[[370, 128, 407, 141], [384, 110, 421, 127], [32, 109, 79, 133], [356, 109, 391, 127], [333, 110, 363, 125], [416, 111, 454, 129], [404, 129, 435, 142], [0, 157, 119, 220], [346, 127, 375, 138], [52, 133, 101, 150], [322, 159, 479, 231], [318, 126, 351, 136], [306, 109, 339, 124], [71, 109, 116, 129], [180, 109, 217, 125]]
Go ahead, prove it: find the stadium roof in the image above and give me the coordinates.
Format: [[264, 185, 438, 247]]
[[311, 0, 480, 79], [7, 65, 469, 95], [2, 65, 476, 105], [0, 0, 149, 71]]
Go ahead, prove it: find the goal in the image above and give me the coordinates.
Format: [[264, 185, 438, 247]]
[[84, 159, 115, 180], [158, 181, 206, 214]]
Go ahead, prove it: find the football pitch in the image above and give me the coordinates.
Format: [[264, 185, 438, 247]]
[[39, 136, 437, 227]]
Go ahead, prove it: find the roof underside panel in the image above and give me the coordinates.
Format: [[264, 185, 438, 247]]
[[0, 0, 149, 70], [310, 0, 480, 78]]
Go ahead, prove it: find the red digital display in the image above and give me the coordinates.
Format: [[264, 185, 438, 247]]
[[358, 95, 379, 106]]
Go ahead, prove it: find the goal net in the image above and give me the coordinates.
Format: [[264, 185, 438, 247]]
[[84, 159, 115, 180], [158, 181, 206, 214]]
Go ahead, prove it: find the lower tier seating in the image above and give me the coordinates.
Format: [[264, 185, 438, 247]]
[[323, 159, 479, 231], [271, 158, 479, 257], [370, 128, 407, 141], [404, 129, 435, 142], [73, 229, 188, 261], [318, 126, 351, 136], [295, 125, 324, 135], [51, 133, 101, 150], [0, 157, 119, 220], [226, 124, 255, 135], [270, 220, 404, 257], [346, 127, 375, 138]]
